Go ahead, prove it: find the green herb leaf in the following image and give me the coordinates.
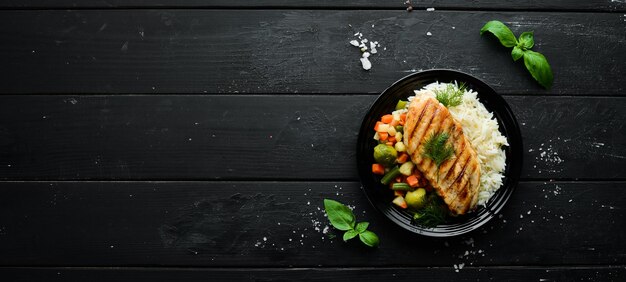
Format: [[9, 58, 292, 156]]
[[358, 230, 380, 247], [422, 132, 455, 181], [480, 20, 518, 47], [343, 229, 359, 242], [355, 222, 369, 233], [412, 194, 448, 228], [517, 31, 534, 50], [323, 199, 356, 231], [511, 46, 524, 61], [433, 82, 466, 108], [523, 50, 554, 89]]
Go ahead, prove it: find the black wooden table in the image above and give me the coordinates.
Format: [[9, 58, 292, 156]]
[[0, 1, 625, 281]]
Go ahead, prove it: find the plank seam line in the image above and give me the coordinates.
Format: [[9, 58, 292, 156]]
[[0, 265, 625, 270], [0, 7, 624, 14], [1, 93, 626, 98], [0, 179, 623, 183]]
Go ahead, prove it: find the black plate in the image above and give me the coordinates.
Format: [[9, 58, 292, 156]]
[[356, 69, 523, 237]]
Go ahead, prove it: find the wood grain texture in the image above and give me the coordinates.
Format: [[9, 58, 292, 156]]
[[1, 266, 625, 282], [1, 0, 625, 12], [0, 181, 623, 266], [0, 10, 624, 95], [0, 95, 623, 180]]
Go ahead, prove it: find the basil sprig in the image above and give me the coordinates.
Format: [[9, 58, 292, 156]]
[[323, 199, 379, 247], [481, 20, 553, 89]]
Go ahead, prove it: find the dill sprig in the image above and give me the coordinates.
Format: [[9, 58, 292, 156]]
[[412, 194, 448, 228], [422, 132, 455, 181], [434, 82, 467, 108]]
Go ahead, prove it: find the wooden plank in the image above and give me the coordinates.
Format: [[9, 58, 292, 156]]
[[0, 95, 623, 180], [1, 0, 624, 12], [0, 181, 623, 266], [1, 266, 625, 282], [0, 10, 624, 95]]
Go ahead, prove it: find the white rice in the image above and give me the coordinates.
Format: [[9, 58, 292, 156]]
[[407, 82, 508, 206]]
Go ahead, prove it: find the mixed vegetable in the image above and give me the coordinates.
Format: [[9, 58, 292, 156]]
[[372, 100, 449, 227]]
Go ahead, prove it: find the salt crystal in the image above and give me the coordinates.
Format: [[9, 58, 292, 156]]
[[370, 42, 377, 54], [426, 31, 432, 36], [263, 237, 267, 241], [362, 52, 370, 58], [426, 7, 435, 11], [349, 40, 359, 47], [360, 57, 372, 70]]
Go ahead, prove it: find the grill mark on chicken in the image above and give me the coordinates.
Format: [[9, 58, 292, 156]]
[[437, 124, 465, 182], [407, 103, 438, 157], [404, 98, 431, 150], [416, 109, 449, 169], [441, 152, 471, 208]]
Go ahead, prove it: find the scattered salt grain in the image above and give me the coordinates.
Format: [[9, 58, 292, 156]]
[[349, 40, 359, 47], [360, 57, 372, 70], [426, 31, 432, 36], [426, 7, 435, 11]]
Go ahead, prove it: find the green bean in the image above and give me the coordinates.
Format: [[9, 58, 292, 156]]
[[391, 183, 413, 191], [380, 166, 401, 185]]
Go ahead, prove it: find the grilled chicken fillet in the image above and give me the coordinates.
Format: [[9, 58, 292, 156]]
[[404, 95, 481, 215]]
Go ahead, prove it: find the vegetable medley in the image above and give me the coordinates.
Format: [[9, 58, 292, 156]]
[[372, 100, 448, 227]]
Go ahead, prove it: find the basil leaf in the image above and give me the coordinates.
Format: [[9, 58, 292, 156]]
[[343, 230, 359, 242], [517, 31, 534, 50], [355, 222, 369, 233], [523, 50, 553, 89], [511, 46, 524, 61], [480, 20, 518, 48], [358, 231, 380, 247], [323, 199, 356, 231]]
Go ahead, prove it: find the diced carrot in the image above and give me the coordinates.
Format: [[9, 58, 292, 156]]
[[399, 114, 407, 125], [388, 136, 396, 143], [390, 119, 399, 127], [397, 153, 409, 164], [392, 196, 408, 209], [406, 175, 419, 188], [394, 190, 405, 197], [374, 121, 383, 132], [372, 164, 385, 175], [379, 132, 388, 141], [381, 114, 393, 124]]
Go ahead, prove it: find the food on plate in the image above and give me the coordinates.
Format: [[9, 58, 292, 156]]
[[371, 82, 508, 227]]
